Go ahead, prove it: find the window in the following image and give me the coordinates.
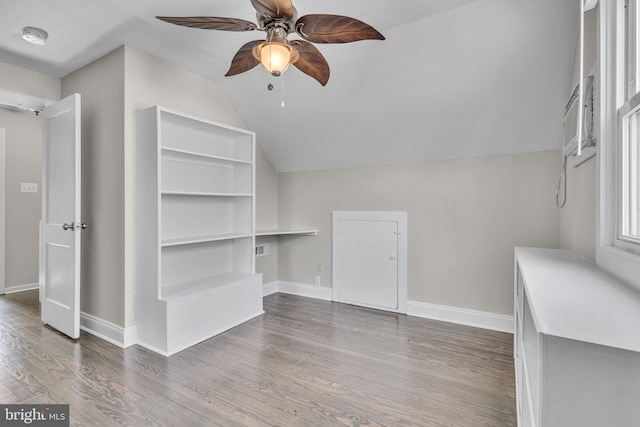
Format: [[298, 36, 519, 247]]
[[620, 98, 640, 243], [620, 0, 640, 245], [598, 0, 640, 288]]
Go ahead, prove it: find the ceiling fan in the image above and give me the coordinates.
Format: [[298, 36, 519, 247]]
[[157, 0, 385, 86]]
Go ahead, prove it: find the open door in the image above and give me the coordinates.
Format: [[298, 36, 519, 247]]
[[41, 93, 82, 339]]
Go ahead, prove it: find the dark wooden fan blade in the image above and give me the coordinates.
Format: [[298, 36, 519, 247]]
[[157, 16, 257, 31], [250, 0, 296, 21], [290, 40, 330, 86], [225, 40, 262, 76], [296, 14, 385, 43]]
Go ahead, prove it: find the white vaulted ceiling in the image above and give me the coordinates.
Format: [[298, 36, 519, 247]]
[[0, 0, 579, 172]]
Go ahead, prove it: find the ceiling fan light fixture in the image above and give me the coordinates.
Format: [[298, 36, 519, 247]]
[[22, 26, 48, 45], [252, 26, 299, 76], [254, 42, 298, 76]]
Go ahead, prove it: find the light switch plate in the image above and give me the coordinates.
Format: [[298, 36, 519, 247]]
[[21, 183, 38, 193]]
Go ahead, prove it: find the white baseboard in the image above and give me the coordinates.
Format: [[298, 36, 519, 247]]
[[407, 300, 514, 333], [275, 281, 333, 301], [266, 282, 512, 333], [2, 282, 39, 294], [79, 283, 511, 350], [263, 280, 279, 296], [80, 312, 137, 348], [0, 284, 139, 348]]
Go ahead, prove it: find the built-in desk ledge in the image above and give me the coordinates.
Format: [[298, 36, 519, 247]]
[[256, 229, 319, 237]]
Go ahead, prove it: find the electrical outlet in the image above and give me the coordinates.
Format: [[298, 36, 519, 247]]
[[317, 260, 324, 272], [314, 275, 321, 286]]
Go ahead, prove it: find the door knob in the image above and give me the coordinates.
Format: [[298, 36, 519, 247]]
[[62, 222, 88, 231], [389, 255, 397, 260]]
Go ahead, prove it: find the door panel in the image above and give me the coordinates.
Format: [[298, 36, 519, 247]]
[[45, 112, 75, 223], [334, 218, 399, 310], [41, 93, 81, 339], [45, 243, 74, 305]]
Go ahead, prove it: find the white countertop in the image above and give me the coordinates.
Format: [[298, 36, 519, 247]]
[[516, 247, 640, 353]]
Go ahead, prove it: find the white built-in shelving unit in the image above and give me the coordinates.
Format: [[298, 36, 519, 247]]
[[514, 247, 640, 426], [136, 106, 263, 356]]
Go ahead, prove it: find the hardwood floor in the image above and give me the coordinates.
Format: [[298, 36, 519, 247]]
[[0, 291, 516, 426]]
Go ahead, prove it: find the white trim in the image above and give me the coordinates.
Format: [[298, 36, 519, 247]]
[[331, 211, 408, 314], [263, 283, 512, 333], [136, 310, 263, 357], [585, 0, 599, 12], [597, 0, 640, 291], [2, 283, 39, 294], [135, 341, 170, 357], [80, 311, 137, 348], [407, 300, 514, 333], [276, 281, 333, 300], [0, 130, 4, 295], [0, 88, 55, 114], [263, 280, 279, 296]]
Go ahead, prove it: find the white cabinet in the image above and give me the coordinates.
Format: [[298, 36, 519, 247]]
[[136, 106, 263, 356], [514, 247, 640, 427]]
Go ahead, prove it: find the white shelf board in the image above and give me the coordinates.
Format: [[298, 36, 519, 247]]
[[158, 105, 256, 136], [161, 146, 252, 165], [161, 191, 253, 197], [256, 229, 319, 237], [161, 271, 257, 302], [162, 233, 252, 247]]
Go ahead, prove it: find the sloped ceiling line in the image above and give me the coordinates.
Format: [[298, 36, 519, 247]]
[[0, 0, 579, 172]]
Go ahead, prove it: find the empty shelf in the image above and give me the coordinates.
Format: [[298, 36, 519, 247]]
[[256, 229, 319, 236], [161, 271, 258, 302]]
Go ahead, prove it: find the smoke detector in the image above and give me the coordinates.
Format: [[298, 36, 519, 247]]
[[22, 26, 48, 45]]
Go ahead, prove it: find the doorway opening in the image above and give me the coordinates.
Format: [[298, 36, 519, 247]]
[[0, 90, 54, 296]]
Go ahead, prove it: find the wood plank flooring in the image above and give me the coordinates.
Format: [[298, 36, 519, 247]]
[[0, 291, 516, 426]]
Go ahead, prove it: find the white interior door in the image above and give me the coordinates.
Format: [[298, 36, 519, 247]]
[[332, 211, 407, 313], [41, 93, 82, 339]]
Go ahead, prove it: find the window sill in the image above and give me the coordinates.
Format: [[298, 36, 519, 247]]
[[597, 245, 640, 292]]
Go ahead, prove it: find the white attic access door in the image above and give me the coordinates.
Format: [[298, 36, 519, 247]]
[[332, 211, 407, 313]]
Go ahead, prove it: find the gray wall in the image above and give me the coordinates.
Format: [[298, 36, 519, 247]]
[[61, 47, 126, 325], [255, 143, 279, 284], [558, 157, 596, 261], [558, 7, 597, 262], [0, 62, 60, 292], [277, 150, 561, 316]]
